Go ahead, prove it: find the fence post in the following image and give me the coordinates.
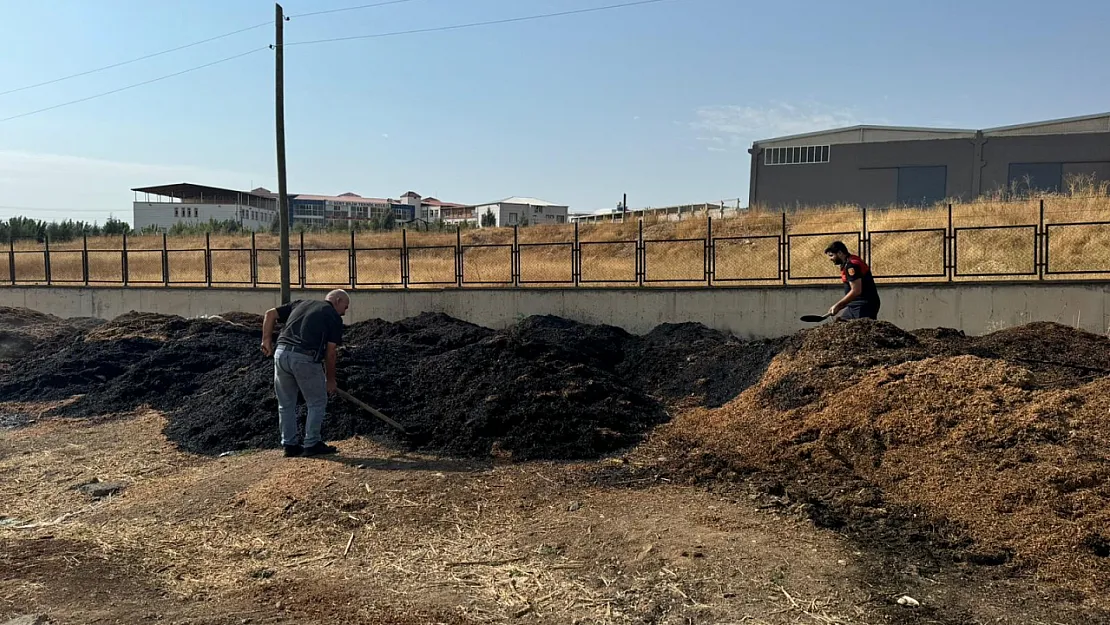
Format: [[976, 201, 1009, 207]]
[[573, 221, 580, 287], [249, 231, 257, 288], [455, 226, 463, 287], [121, 232, 129, 286], [43, 235, 52, 286], [1038, 198, 1046, 280], [401, 228, 409, 288], [780, 211, 788, 285], [82, 235, 90, 286], [349, 229, 357, 289], [162, 233, 169, 286], [204, 232, 212, 287], [861, 206, 869, 264], [8, 236, 14, 284], [947, 203, 954, 282], [637, 219, 644, 286], [298, 230, 306, 288], [512, 225, 520, 287], [706, 216, 713, 286]]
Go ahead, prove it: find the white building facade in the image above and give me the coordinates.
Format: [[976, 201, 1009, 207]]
[[132, 183, 277, 233], [474, 197, 569, 228]]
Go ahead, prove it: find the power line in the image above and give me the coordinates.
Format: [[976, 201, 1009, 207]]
[[0, 48, 267, 124], [0, 0, 423, 98], [0, 0, 684, 123], [289, 0, 424, 19], [285, 0, 682, 46], [0, 22, 272, 99]]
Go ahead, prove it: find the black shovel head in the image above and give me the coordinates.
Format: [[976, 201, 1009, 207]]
[[800, 314, 828, 323]]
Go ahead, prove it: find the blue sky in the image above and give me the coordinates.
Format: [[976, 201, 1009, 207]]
[[1, 0, 1108, 224]]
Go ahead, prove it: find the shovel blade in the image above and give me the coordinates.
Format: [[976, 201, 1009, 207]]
[[800, 314, 828, 322]]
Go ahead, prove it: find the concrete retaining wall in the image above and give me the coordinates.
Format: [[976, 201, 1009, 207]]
[[1, 284, 1107, 338]]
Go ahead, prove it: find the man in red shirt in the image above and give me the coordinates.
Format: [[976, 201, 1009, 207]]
[[824, 241, 881, 320]]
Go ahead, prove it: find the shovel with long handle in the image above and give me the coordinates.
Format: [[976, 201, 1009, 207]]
[[335, 388, 410, 436], [800, 313, 832, 323]]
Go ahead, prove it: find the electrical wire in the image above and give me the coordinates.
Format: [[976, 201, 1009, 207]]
[[0, 22, 272, 98], [285, 0, 681, 46], [0, 0, 423, 98], [0, 48, 267, 124], [0, 0, 683, 123], [288, 0, 424, 19]]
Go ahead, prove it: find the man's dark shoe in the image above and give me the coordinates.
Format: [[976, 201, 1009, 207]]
[[283, 444, 303, 457], [302, 442, 339, 457]]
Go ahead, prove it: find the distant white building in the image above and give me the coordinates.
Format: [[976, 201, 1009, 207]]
[[133, 183, 470, 231], [568, 199, 745, 223], [132, 183, 278, 233], [473, 197, 569, 228]]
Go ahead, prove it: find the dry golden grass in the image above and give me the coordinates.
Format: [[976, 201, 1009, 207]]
[[6, 192, 1110, 287]]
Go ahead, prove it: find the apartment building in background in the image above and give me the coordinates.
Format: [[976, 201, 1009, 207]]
[[132, 184, 466, 232], [748, 111, 1110, 209]]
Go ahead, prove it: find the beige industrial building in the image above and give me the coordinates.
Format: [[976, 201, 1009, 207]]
[[747, 112, 1110, 209]]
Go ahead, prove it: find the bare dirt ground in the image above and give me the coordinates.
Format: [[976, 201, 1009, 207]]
[[1, 409, 1100, 625]]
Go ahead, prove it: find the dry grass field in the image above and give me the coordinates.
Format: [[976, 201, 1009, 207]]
[[6, 190, 1110, 288]]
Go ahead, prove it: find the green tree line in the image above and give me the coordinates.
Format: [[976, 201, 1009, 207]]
[[1, 210, 474, 244], [0, 216, 131, 243]]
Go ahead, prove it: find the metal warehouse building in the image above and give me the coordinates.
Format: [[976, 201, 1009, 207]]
[[747, 112, 1110, 209]]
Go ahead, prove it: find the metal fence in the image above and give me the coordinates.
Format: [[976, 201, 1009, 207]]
[[4, 200, 1110, 288]]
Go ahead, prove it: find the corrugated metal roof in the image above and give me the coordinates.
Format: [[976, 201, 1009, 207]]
[[131, 182, 274, 200], [755, 125, 976, 148], [754, 112, 1110, 148], [982, 111, 1110, 136]]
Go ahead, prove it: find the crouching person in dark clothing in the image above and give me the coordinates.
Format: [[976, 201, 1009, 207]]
[[824, 241, 881, 320], [260, 289, 350, 457]]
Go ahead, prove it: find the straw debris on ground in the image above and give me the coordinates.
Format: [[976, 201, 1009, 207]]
[[2, 307, 1109, 623]]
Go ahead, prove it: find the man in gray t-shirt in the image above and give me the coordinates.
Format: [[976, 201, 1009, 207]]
[[261, 289, 350, 457]]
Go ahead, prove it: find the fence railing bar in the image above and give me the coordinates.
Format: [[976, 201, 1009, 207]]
[[15, 196, 1110, 290], [350, 230, 357, 289], [43, 237, 52, 286], [706, 216, 713, 286], [83, 235, 91, 286], [512, 225, 519, 287], [573, 221, 580, 287], [455, 227, 462, 288], [299, 231, 306, 289], [401, 229, 409, 288], [122, 233, 129, 287], [780, 212, 788, 285]]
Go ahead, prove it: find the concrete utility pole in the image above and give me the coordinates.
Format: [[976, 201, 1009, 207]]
[[275, 3, 291, 304]]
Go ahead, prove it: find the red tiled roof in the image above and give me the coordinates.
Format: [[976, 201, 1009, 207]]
[[292, 194, 390, 204], [421, 198, 466, 208]]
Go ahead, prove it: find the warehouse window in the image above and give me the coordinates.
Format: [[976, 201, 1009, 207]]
[[765, 145, 830, 166]]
